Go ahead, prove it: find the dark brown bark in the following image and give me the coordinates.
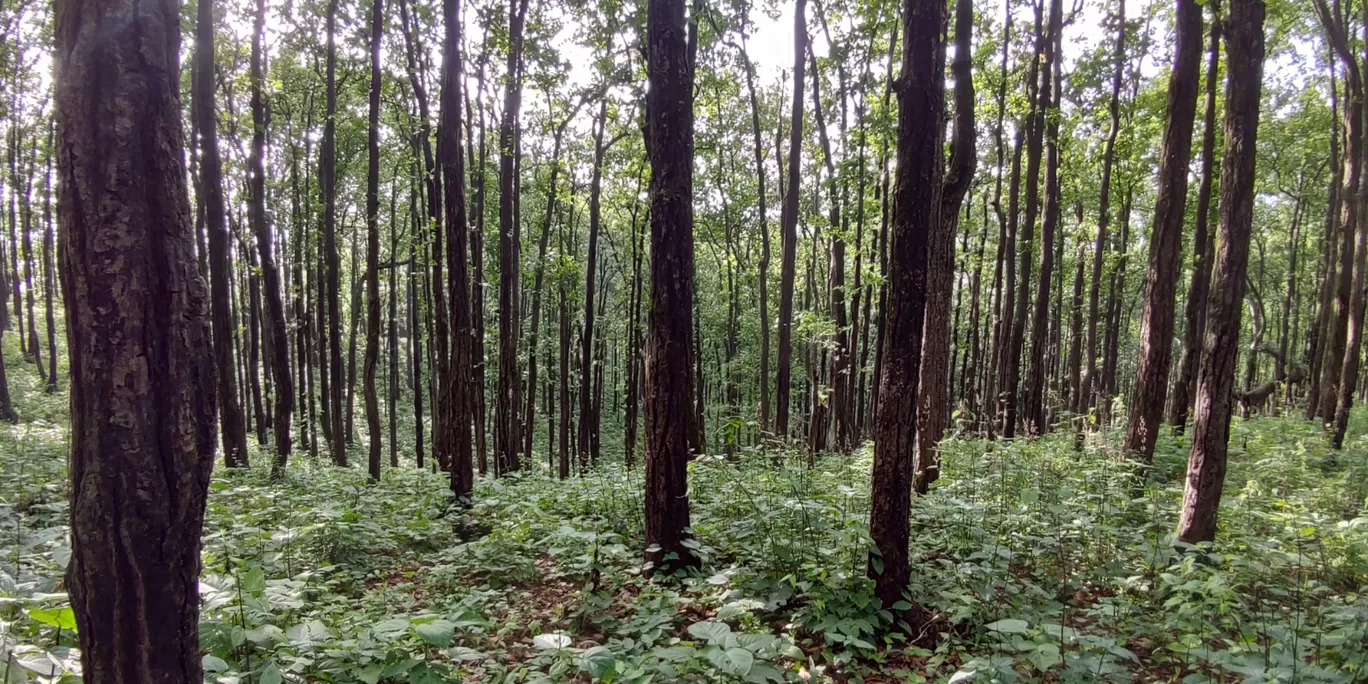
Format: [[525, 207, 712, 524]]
[[42, 120, 57, 392], [581, 86, 617, 466], [1170, 3, 1221, 431], [1024, 0, 1062, 435], [869, 0, 944, 611], [1330, 2, 1368, 448], [364, 0, 385, 481], [250, 0, 293, 474], [1307, 52, 1341, 421], [643, 0, 700, 573], [1314, 0, 1362, 424], [323, 0, 347, 467], [1123, 0, 1203, 462], [18, 134, 43, 382], [195, 0, 249, 468], [775, 0, 807, 440], [914, 0, 974, 492], [494, 0, 530, 475], [1178, 0, 1265, 544], [439, 0, 475, 495], [55, 1, 218, 679], [1004, 3, 1045, 438]]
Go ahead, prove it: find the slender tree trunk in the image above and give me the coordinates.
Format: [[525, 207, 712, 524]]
[[56, 1, 218, 678], [363, 0, 385, 481], [1178, 0, 1265, 544], [914, 0, 974, 492], [1307, 52, 1341, 420], [869, 0, 944, 611], [580, 92, 614, 466], [42, 121, 57, 391], [439, 0, 476, 495], [323, 0, 347, 467], [1316, 0, 1364, 425], [775, 0, 807, 441], [1024, 0, 1063, 435], [250, 0, 294, 473], [1170, 4, 1222, 431], [1004, 4, 1045, 438], [196, 0, 249, 468], [1123, 0, 1203, 462]]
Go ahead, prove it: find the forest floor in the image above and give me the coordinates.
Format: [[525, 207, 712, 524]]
[[4, 345, 1368, 683]]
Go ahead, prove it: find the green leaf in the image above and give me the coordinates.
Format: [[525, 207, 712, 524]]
[[412, 619, 456, 646], [706, 646, 754, 676], [372, 617, 410, 638], [686, 620, 731, 644], [356, 662, 385, 684], [985, 619, 1029, 634], [579, 645, 617, 679], [27, 607, 78, 632], [409, 662, 451, 684], [202, 655, 230, 673], [258, 661, 283, 684]]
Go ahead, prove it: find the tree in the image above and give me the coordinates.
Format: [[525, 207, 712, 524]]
[[55, 0, 218, 679], [868, 0, 944, 611], [643, 0, 699, 573], [250, 0, 294, 474], [195, 0, 249, 468], [915, 0, 975, 492], [495, 0, 531, 475], [775, 0, 806, 441], [363, 0, 385, 482], [1178, 0, 1265, 545], [323, 0, 347, 467], [440, 0, 475, 496], [1169, 1, 1221, 431], [1023, 0, 1062, 435], [1124, 0, 1203, 463]]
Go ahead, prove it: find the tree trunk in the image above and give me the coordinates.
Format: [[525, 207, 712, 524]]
[[495, 0, 531, 475], [1170, 4, 1221, 431], [580, 92, 614, 466], [323, 0, 347, 467], [55, 1, 218, 679], [1123, 0, 1203, 463], [363, 0, 385, 481], [869, 0, 944, 611], [1315, 0, 1364, 425], [42, 120, 57, 392], [775, 0, 807, 441], [643, 0, 700, 573], [1004, 4, 1045, 438], [439, 0, 475, 495], [1178, 0, 1265, 544], [1024, 0, 1062, 435], [1307, 52, 1341, 421], [196, 0, 250, 468], [251, 0, 294, 474]]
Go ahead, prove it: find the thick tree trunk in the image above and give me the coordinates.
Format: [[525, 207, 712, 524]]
[[1024, 0, 1062, 435], [643, 0, 700, 573], [1123, 0, 1203, 463], [1178, 0, 1265, 544], [869, 0, 944, 611], [1170, 5, 1222, 431], [55, 2, 218, 679], [196, 0, 250, 468]]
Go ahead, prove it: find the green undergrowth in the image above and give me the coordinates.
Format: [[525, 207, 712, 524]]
[[3, 344, 1368, 682]]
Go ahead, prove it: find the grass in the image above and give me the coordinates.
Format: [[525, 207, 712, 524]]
[[3, 332, 1368, 683]]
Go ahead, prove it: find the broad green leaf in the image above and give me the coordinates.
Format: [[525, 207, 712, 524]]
[[258, 662, 283, 684], [27, 607, 78, 632], [412, 619, 456, 646], [202, 655, 230, 673], [985, 619, 1029, 634], [706, 646, 754, 676], [686, 620, 731, 643], [579, 645, 616, 680]]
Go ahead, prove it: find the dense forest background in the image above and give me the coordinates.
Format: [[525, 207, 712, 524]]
[[5, 0, 1368, 681]]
